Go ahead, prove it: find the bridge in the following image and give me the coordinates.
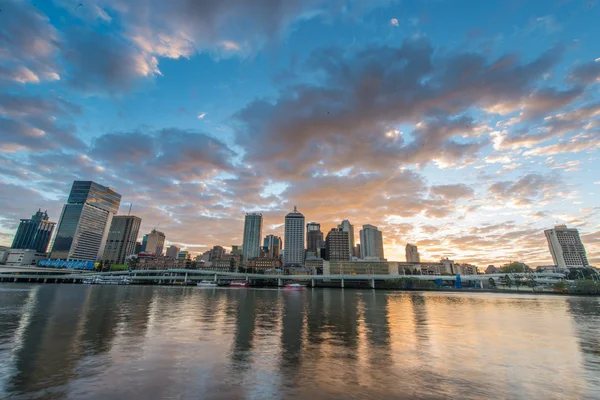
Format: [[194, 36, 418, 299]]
[[0, 267, 567, 288]]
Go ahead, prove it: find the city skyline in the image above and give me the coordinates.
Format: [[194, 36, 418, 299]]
[[0, 1, 599, 266]]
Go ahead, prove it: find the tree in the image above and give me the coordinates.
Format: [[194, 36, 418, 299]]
[[514, 276, 523, 290], [127, 256, 139, 271], [413, 268, 418, 275], [574, 279, 600, 294], [404, 268, 412, 275], [499, 274, 512, 289], [552, 281, 569, 293], [229, 257, 236, 272], [500, 262, 531, 274]]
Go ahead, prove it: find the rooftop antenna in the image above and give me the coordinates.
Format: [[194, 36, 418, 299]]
[[294, 205, 297, 212], [128, 203, 133, 216]]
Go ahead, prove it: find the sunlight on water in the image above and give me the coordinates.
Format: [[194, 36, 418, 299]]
[[0, 284, 599, 399]]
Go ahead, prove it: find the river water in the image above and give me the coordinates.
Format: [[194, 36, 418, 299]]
[[0, 284, 598, 399]]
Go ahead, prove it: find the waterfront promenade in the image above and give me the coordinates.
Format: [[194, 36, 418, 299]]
[[0, 266, 567, 288]]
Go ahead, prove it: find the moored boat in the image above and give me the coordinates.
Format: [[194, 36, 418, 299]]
[[283, 283, 306, 290], [229, 280, 249, 287], [197, 280, 218, 287]]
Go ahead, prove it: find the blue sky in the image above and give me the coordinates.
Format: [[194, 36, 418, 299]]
[[1, 0, 599, 266]]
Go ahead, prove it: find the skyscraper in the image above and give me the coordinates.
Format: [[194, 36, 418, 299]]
[[306, 222, 323, 256], [145, 229, 165, 256], [263, 234, 282, 258], [284, 206, 305, 266], [242, 213, 263, 262], [325, 228, 350, 261], [141, 234, 148, 252], [405, 243, 420, 263], [544, 225, 589, 268], [166, 244, 180, 259], [51, 181, 121, 261], [359, 224, 384, 260], [338, 220, 355, 259], [102, 215, 141, 264], [11, 209, 56, 253]]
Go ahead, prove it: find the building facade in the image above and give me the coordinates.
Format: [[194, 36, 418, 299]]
[[247, 257, 283, 272], [51, 181, 122, 261], [405, 243, 420, 263], [306, 222, 323, 257], [284, 207, 305, 266], [242, 213, 263, 263], [325, 228, 350, 261], [359, 224, 384, 260], [544, 224, 589, 268], [338, 220, 355, 260], [178, 250, 190, 260], [323, 260, 397, 275], [11, 209, 56, 253], [353, 244, 361, 259], [102, 215, 141, 265], [145, 229, 166, 256], [166, 245, 180, 259], [209, 245, 226, 261], [6, 249, 48, 266], [263, 234, 282, 258]]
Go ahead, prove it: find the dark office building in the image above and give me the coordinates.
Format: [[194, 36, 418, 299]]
[[306, 222, 323, 256], [11, 209, 56, 253], [325, 228, 350, 261], [102, 216, 142, 264]]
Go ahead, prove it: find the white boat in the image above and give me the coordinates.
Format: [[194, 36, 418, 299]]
[[284, 283, 306, 290], [197, 280, 218, 287], [83, 276, 131, 285]]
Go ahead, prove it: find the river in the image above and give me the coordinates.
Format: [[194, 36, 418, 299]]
[[0, 284, 598, 399]]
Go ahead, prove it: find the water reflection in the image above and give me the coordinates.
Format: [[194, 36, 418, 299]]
[[0, 284, 599, 400]]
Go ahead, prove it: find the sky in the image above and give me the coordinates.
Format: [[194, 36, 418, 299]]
[[0, 0, 599, 267]]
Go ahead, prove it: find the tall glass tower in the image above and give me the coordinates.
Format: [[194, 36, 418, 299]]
[[11, 209, 56, 253], [242, 213, 263, 262], [51, 181, 122, 261]]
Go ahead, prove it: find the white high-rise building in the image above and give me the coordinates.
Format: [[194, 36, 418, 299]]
[[544, 225, 589, 268], [359, 224, 384, 260], [405, 243, 420, 263], [242, 213, 263, 262], [338, 220, 355, 259], [51, 181, 121, 261], [145, 229, 165, 256], [284, 206, 305, 266]]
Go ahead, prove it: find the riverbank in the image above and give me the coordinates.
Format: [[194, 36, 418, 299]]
[[2, 278, 599, 296]]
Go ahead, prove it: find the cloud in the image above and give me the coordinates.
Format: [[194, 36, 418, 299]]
[[0, 93, 84, 153], [390, 18, 399, 26], [57, 0, 385, 62], [487, 173, 562, 206], [90, 128, 237, 184], [569, 59, 600, 84], [430, 184, 475, 199], [197, 113, 206, 119], [523, 132, 600, 156], [493, 102, 600, 151], [235, 38, 563, 178], [64, 30, 161, 94], [0, 1, 61, 84]]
